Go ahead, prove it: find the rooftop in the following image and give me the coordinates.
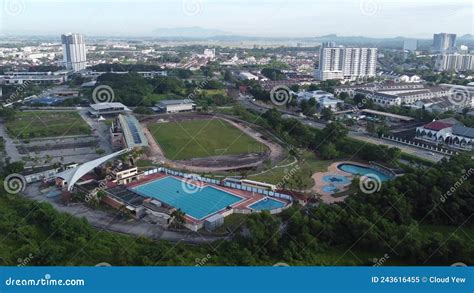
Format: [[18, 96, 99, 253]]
[[423, 121, 454, 131], [452, 124, 474, 139], [158, 99, 195, 106], [89, 102, 131, 111], [117, 114, 148, 148]]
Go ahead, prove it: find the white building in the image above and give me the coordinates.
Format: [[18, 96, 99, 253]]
[[435, 53, 474, 72], [355, 86, 448, 107], [156, 99, 195, 113], [62, 33, 87, 71], [296, 90, 341, 110], [239, 71, 259, 81], [0, 71, 67, 85], [316, 43, 377, 81], [89, 102, 131, 117], [416, 119, 474, 150], [398, 75, 421, 83], [203, 49, 216, 60]]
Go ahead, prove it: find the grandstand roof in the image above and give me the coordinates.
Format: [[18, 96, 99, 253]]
[[55, 149, 130, 191], [118, 114, 148, 148]]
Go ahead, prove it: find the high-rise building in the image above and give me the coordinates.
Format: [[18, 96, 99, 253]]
[[432, 33, 457, 53], [434, 53, 474, 72], [61, 33, 87, 71], [315, 43, 377, 81], [403, 39, 418, 52]]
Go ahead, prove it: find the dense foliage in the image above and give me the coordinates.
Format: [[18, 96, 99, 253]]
[[0, 152, 472, 266]]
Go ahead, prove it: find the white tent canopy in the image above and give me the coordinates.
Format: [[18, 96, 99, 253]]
[[55, 148, 130, 191]]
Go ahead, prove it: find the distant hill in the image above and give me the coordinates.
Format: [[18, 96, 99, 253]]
[[152, 27, 231, 38]]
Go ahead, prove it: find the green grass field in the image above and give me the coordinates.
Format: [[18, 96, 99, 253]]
[[249, 151, 335, 189], [6, 111, 91, 139], [148, 119, 266, 160]]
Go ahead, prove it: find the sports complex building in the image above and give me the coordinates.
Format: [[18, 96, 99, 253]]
[[113, 168, 292, 231], [53, 150, 292, 231]]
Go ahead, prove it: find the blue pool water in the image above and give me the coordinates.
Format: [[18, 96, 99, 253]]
[[323, 174, 350, 185], [322, 185, 340, 194], [133, 177, 243, 220], [338, 164, 391, 181], [250, 198, 286, 211]]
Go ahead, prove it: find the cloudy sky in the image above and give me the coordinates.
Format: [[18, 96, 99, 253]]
[[0, 0, 472, 38]]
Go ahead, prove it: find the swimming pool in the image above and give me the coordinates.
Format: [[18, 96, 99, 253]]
[[323, 174, 350, 185], [322, 185, 341, 194], [338, 164, 392, 181], [133, 176, 243, 220], [250, 197, 286, 210]]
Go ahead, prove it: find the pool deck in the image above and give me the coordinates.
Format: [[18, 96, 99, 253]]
[[311, 161, 372, 204], [126, 173, 287, 224]]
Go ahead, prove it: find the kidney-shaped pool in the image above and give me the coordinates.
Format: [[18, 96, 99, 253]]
[[337, 163, 392, 181]]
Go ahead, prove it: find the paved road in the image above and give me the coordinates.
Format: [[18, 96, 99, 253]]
[[239, 98, 445, 163], [0, 118, 22, 161], [78, 108, 113, 155]]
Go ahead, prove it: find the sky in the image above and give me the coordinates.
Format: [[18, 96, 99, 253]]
[[0, 0, 473, 38]]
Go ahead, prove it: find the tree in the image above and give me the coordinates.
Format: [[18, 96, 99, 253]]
[[321, 108, 334, 121], [321, 122, 348, 143], [171, 209, 186, 226], [319, 142, 339, 159]]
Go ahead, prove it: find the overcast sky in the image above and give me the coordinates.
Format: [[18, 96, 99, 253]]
[[0, 0, 472, 38]]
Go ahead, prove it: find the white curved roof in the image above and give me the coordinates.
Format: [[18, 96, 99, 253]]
[[56, 149, 130, 191]]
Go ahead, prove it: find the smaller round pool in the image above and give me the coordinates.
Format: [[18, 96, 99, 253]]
[[322, 185, 340, 194], [323, 174, 350, 185]]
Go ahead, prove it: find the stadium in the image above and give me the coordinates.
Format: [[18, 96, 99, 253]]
[[141, 113, 286, 172]]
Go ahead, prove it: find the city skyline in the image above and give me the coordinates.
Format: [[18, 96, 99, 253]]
[[0, 0, 472, 38]]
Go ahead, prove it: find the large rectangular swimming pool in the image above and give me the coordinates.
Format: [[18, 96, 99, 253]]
[[133, 176, 243, 220]]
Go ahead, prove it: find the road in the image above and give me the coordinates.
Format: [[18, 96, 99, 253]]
[[78, 108, 114, 155], [239, 98, 445, 163], [0, 118, 22, 162]]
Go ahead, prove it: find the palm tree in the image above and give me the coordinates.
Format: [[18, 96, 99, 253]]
[[171, 209, 186, 226]]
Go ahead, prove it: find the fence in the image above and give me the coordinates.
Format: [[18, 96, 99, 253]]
[[381, 135, 459, 155], [143, 167, 294, 203]]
